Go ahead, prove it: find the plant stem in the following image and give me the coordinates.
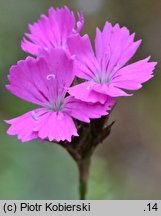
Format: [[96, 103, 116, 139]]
[[77, 157, 91, 200]]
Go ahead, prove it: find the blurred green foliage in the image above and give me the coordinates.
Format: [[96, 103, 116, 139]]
[[0, 0, 161, 199]]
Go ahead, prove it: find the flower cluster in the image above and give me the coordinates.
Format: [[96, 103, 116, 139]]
[[5, 6, 157, 143]]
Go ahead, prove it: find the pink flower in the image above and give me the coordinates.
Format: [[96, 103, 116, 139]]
[[21, 6, 84, 56], [5, 49, 114, 142], [67, 22, 157, 103]]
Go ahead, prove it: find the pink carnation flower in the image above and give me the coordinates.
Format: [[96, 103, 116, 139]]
[[5, 49, 114, 142], [67, 22, 157, 103], [21, 6, 84, 55]]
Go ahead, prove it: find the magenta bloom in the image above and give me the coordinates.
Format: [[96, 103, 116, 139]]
[[67, 22, 157, 103], [21, 6, 84, 56], [5, 49, 114, 142]]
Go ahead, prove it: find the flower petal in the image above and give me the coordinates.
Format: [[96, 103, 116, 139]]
[[36, 112, 78, 142], [112, 57, 157, 91], [67, 34, 98, 80], [93, 83, 132, 97], [5, 108, 46, 142], [5, 108, 78, 143], [7, 49, 74, 106], [68, 81, 108, 104], [96, 22, 142, 73], [64, 96, 115, 123], [21, 6, 84, 55], [95, 22, 113, 63], [42, 48, 75, 90], [76, 12, 84, 33], [7, 57, 50, 106]]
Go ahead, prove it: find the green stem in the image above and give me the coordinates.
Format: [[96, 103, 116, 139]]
[[77, 157, 91, 200]]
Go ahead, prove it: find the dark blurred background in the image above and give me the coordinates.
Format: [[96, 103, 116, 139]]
[[0, 0, 161, 199]]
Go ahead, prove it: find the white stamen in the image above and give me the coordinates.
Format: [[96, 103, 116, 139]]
[[46, 74, 55, 80], [32, 111, 39, 121]]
